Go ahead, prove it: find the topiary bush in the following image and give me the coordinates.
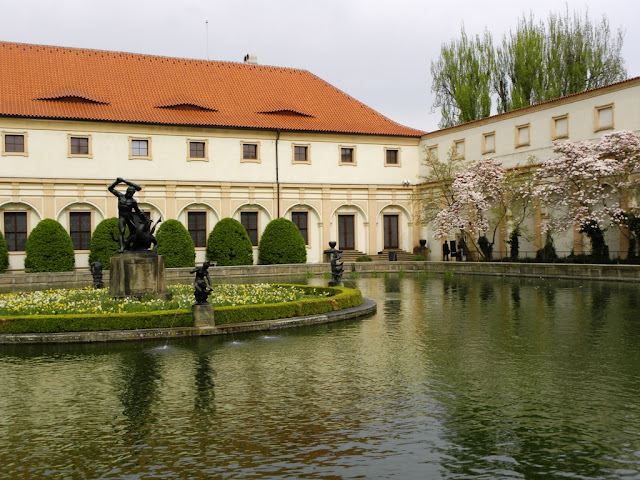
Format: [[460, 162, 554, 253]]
[[258, 218, 307, 265], [155, 219, 195, 268], [355, 255, 373, 262], [206, 217, 254, 266], [411, 255, 427, 261], [0, 230, 8, 273], [89, 217, 122, 270], [24, 219, 75, 272]]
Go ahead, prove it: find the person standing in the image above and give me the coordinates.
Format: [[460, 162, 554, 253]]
[[442, 240, 450, 261]]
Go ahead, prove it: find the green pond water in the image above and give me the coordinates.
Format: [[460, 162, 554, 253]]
[[1, 275, 640, 479]]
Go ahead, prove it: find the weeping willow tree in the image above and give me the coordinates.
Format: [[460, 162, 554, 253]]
[[430, 27, 494, 128], [431, 7, 626, 124]]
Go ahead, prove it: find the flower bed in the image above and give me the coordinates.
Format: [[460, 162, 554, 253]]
[[0, 284, 363, 334]]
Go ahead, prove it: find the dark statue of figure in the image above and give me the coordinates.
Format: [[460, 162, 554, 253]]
[[108, 177, 143, 253], [330, 251, 344, 285], [90, 259, 104, 289], [191, 261, 213, 305], [324, 241, 343, 286], [125, 215, 162, 252], [108, 177, 160, 253]]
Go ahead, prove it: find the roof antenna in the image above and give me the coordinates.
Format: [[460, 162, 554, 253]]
[[205, 20, 209, 60]]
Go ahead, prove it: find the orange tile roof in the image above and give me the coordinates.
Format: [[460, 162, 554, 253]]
[[0, 42, 424, 137]]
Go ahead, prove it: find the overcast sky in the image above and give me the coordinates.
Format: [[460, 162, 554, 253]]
[[3, 0, 639, 132]]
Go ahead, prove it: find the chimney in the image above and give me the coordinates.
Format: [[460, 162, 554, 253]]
[[243, 53, 258, 65]]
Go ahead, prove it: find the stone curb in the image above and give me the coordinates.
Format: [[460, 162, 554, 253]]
[[0, 298, 377, 345]]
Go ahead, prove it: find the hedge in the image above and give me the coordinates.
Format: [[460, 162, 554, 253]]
[[0, 230, 8, 274], [24, 219, 75, 272], [214, 285, 363, 324], [88, 217, 122, 270], [206, 217, 254, 266], [0, 285, 363, 333], [258, 218, 307, 264], [0, 309, 193, 334], [155, 219, 196, 268]]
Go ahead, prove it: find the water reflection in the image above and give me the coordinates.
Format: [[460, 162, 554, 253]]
[[1, 276, 640, 479], [116, 349, 162, 444], [193, 351, 215, 414]]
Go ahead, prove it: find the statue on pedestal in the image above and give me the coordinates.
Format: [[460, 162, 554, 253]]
[[191, 261, 213, 305], [107, 177, 170, 300]]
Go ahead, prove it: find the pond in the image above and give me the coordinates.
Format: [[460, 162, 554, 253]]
[[1, 275, 639, 479]]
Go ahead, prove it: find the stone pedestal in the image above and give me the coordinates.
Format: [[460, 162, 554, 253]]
[[109, 251, 171, 300], [192, 304, 215, 327]]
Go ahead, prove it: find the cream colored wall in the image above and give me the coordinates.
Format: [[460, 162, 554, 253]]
[[0, 118, 420, 270], [421, 80, 640, 170], [5, 81, 637, 270], [0, 119, 420, 185], [418, 79, 640, 260]]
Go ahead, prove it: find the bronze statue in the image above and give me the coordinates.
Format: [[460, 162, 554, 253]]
[[324, 241, 344, 286], [109, 177, 143, 253], [125, 215, 162, 252], [90, 259, 104, 288], [191, 261, 213, 304]]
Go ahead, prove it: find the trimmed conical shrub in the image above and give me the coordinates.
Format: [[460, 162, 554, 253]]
[[0, 230, 8, 273], [88, 217, 122, 270], [258, 218, 307, 265], [155, 219, 196, 268], [206, 217, 254, 266], [25, 219, 75, 272]]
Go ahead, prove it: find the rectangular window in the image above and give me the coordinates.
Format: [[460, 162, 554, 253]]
[[132, 140, 148, 156], [291, 211, 308, 245], [385, 148, 399, 166], [427, 145, 438, 160], [453, 139, 465, 159], [4, 212, 27, 251], [188, 141, 207, 160], [340, 147, 355, 165], [188, 212, 207, 247], [383, 215, 399, 249], [68, 135, 91, 157], [293, 145, 309, 163], [482, 132, 495, 154], [516, 124, 530, 147], [69, 212, 91, 250], [338, 214, 355, 250], [2, 133, 27, 155], [242, 143, 259, 161], [552, 115, 569, 140], [241, 212, 259, 246], [595, 104, 614, 132], [129, 137, 151, 159]]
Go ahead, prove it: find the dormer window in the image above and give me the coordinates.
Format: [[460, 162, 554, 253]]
[[258, 109, 313, 118], [35, 88, 108, 104], [155, 102, 217, 112]]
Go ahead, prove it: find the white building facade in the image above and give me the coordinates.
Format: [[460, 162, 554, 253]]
[[1, 42, 639, 270], [419, 77, 640, 259]]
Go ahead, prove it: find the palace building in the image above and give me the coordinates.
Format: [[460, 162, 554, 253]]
[[0, 42, 423, 270], [1, 41, 639, 270]]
